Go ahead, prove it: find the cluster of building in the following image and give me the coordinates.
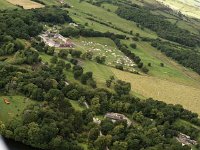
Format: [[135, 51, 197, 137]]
[[176, 133, 197, 146], [39, 31, 74, 48]]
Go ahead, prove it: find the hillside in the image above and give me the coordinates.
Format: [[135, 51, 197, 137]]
[[0, 0, 200, 150], [156, 0, 200, 19]]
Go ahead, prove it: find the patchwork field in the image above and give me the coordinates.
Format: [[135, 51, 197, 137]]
[[6, 0, 44, 9], [0, 95, 35, 123], [111, 68, 200, 115]]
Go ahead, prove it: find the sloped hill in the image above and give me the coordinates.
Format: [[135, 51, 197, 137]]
[[156, 0, 200, 19]]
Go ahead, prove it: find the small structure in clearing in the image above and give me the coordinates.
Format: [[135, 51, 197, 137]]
[[176, 133, 198, 146], [3, 98, 10, 104], [105, 112, 131, 126]]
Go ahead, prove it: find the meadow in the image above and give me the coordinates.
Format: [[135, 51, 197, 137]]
[[67, 0, 157, 38], [0, 95, 35, 123]]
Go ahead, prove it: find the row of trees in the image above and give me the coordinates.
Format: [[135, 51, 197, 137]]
[[112, 38, 149, 73], [116, 6, 200, 47], [151, 40, 200, 75]]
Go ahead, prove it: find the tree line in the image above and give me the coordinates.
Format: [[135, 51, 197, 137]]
[[151, 40, 200, 75], [116, 5, 200, 47]]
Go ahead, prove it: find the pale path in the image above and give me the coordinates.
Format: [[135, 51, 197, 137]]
[[111, 68, 200, 115], [6, 0, 44, 9]]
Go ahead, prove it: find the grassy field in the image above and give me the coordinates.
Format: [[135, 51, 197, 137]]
[[0, 0, 18, 9], [67, 0, 157, 38], [101, 3, 118, 12], [111, 68, 200, 115], [80, 58, 200, 115], [122, 40, 200, 87], [70, 100, 85, 111], [84, 61, 114, 87], [0, 95, 35, 123], [6, 0, 44, 9]]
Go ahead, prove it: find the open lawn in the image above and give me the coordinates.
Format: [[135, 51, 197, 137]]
[[0, 95, 36, 123], [83, 61, 114, 87], [111, 68, 200, 115], [6, 0, 44, 9], [70, 100, 85, 111]]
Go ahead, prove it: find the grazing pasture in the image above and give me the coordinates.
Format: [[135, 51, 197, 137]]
[[6, 0, 44, 9], [0, 96, 35, 123]]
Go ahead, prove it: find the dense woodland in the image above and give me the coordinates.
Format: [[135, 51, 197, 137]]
[[0, 1, 200, 150]]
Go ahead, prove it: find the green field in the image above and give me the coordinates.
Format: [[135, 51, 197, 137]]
[[122, 40, 200, 87], [0, 0, 18, 9], [84, 61, 114, 87], [70, 100, 85, 111], [67, 0, 157, 38], [0, 95, 36, 123]]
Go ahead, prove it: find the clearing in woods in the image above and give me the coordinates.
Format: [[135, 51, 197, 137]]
[[0, 96, 36, 123], [6, 0, 44, 9]]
